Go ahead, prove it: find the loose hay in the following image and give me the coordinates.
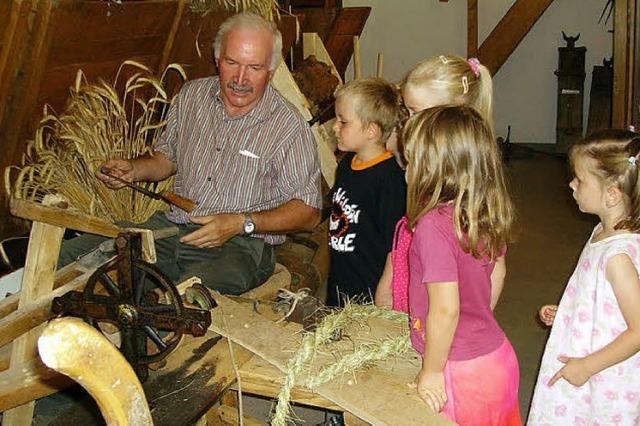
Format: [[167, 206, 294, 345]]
[[188, 0, 279, 21], [4, 60, 186, 224]]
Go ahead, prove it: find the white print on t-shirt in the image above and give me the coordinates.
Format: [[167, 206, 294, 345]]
[[329, 187, 361, 252]]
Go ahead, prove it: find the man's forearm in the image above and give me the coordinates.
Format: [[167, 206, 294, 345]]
[[252, 199, 321, 234], [131, 152, 176, 182]]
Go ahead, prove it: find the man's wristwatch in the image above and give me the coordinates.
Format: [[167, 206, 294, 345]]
[[243, 214, 255, 235]]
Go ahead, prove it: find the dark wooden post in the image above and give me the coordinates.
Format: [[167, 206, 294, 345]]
[[555, 33, 586, 153]]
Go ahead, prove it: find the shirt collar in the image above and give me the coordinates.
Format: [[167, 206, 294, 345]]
[[211, 76, 274, 123]]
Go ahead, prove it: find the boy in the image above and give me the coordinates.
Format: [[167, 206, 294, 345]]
[[327, 78, 407, 307]]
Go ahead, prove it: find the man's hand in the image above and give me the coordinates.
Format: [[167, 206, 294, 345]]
[[548, 355, 593, 387], [539, 304, 558, 326], [96, 159, 135, 189], [181, 214, 244, 248], [415, 369, 447, 413]]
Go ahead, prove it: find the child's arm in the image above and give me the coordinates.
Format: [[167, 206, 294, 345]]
[[550, 253, 640, 387], [416, 282, 459, 413], [490, 256, 506, 310], [374, 253, 393, 308]]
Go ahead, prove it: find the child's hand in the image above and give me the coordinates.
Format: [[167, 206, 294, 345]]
[[415, 369, 447, 413], [548, 355, 593, 387], [539, 304, 558, 326]]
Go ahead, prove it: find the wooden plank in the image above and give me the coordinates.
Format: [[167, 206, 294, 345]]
[[3, 195, 65, 425], [241, 263, 291, 301], [48, 35, 167, 67], [0, 263, 84, 319], [0, 356, 74, 412], [209, 294, 454, 425], [0, 0, 56, 241], [323, 7, 371, 76], [634, 0, 640, 127], [158, 0, 187, 73], [237, 355, 342, 410], [612, 0, 634, 127], [0, 0, 35, 125], [208, 405, 263, 426], [10, 198, 123, 238], [477, 0, 554, 75], [0, 343, 10, 371], [49, 0, 178, 43], [144, 332, 255, 426], [0, 265, 99, 350], [353, 35, 361, 80], [467, 0, 478, 57]]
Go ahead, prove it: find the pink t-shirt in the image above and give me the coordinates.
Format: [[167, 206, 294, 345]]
[[408, 205, 505, 361]]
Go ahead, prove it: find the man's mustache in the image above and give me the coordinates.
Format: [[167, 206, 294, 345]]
[[227, 82, 253, 94]]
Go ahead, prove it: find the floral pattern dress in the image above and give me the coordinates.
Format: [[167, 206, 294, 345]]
[[528, 227, 640, 426]]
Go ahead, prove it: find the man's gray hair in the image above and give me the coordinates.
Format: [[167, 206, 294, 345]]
[[214, 13, 283, 71]]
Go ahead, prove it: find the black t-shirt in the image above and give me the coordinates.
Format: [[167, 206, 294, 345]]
[[327, 152, 407, 307]]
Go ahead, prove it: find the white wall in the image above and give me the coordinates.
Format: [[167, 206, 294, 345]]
[[343, 0, 612, 143]]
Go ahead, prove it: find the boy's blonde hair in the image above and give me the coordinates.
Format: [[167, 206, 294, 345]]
[[403, 105, 514, 259], [403, 55, 493, 127], [569, 129, 640, 232], [334, 77, 407, 144]]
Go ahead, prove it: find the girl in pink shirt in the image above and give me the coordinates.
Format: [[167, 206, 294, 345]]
[[403, 105, 521, 424]]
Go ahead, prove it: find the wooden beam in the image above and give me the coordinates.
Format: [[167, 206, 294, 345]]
[[612, 0, 636, 127], [207, 405, 263, 426], [158, 0, 187, 74], [467, 0, 478, 57], [0, 262, 83, 319], [0, 265, 99, 350], [236, 356, 342, 410], [0, 356, 74, 412], [10, 198, 123, 238], [3, 195, 65, 424], [477, 0, 554, 75]]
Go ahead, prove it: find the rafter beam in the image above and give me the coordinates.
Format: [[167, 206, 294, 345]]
[[477, 0, 554, 75]]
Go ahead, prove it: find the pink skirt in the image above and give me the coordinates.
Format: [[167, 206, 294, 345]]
[[442, 338, 522, 425]]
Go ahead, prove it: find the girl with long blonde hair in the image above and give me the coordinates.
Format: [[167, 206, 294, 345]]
[[404, 105, 520, 425]]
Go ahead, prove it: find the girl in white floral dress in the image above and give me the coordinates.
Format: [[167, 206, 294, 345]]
[[528, 129, 640, 426]]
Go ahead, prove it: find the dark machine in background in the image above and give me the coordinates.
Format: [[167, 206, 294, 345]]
[[555, 32, 587, 152]]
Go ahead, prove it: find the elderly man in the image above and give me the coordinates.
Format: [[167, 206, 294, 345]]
[[61, 13, 322, 294]]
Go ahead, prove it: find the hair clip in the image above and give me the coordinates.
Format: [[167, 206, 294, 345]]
[[629, 156, 637, 166], [467, 57, 481, 77], [462, 76, 469, 94], [439, 55, 449, 64]]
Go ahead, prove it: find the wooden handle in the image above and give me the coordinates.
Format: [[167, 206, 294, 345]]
[[353, 36, 361, 80], [38, 318, 152, 425], [160, 191, 197, 212], [152, 225, 179, 240]]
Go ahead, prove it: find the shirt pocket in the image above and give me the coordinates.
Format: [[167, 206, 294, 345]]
[[218, 149, 267, 205]]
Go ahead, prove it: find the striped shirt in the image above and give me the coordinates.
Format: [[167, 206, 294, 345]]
[[155, 77, 322, 245]]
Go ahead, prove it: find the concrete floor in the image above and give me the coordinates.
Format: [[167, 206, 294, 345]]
[[496, 145, 596, 421], [27, 145, 595, 424]]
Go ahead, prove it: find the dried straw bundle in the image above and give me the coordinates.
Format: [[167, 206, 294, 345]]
[[271, 303, 410, 425], [188, 0, 279, 21], [4, 60, 186, 224]]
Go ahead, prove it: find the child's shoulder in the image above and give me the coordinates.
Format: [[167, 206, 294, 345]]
[[592, 231, 640, 268], [416, 205, 454, 231]]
